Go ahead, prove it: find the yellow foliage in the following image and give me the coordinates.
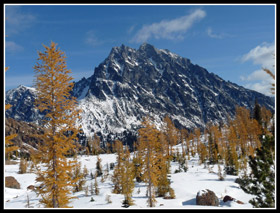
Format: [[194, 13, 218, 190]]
[[138, 117, 162, 207], [33, 41, 81, 208], [5, 67, 19, 160], [162, 116, 179, 158], [5, 134, 19, 160], [263, 68, 275, 94]]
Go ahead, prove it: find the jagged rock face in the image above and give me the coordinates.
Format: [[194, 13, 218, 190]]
[[80, 43, 274, 138], [5, 43, 275, 144], [5, 85, 40, 123]]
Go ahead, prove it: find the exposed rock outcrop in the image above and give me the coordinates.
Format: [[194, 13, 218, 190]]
[[5, 176, 20, 189], [196, 189, 219, 206]]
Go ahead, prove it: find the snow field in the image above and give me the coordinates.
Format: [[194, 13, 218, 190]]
[[4, 145, 255, 209]]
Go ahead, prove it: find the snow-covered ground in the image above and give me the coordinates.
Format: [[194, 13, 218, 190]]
[[4, 144, 255, 209]]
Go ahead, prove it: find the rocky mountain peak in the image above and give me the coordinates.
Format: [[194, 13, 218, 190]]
[[5, 43, 275, 145], [138, 42, 158, 56]]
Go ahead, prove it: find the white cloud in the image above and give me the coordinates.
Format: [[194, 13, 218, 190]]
[[127, 25, 136, 34], [240, 43, 275, 96], [241, 42, 275, 70], [5, 5, 36, 35], [243, 82, 273, 96], [207, 27, 225, 39], [85, 30, 103, 47], [130, 9, 206, 43], [240, 69, 269, 82], [5, 41, 24, 53]]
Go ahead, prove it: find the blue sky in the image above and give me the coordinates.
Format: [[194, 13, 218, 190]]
[[4, 4, 275, 96]]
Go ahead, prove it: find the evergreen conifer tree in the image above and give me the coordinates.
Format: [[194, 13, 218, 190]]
[[238, 135, 275, 208], [253, 99, 262, 126]]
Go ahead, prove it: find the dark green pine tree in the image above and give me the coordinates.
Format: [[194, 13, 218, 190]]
[[238, 135, 275, 208], [253, 99, 262, 126]]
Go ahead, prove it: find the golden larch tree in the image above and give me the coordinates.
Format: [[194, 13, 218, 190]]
[[206, 124, 221, 164], [263, 68, 275, 95], [261, 106, 273, 134], [179, 128, 188, 158], [33, 41, 81, 208], [234, 106, 249, 157], [112, 142, 135, 206], [112, 140, 124, 194], [138, 117, 161, 207], [246, 119, 262, 156], [87, 133, 102, 155], [121, 146, 135, 206], [193, 128, 201, 157], [132, 141, 144, 183], [224, 124, 239, 175], [162, 116, 178, 158], [5, 67, 19, 161], [156, 130, 173, 198]]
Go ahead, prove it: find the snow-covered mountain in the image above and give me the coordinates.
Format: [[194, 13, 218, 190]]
[[5, 85, 40, 122], [5, 43, 275, 144]]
